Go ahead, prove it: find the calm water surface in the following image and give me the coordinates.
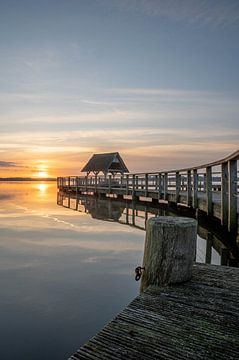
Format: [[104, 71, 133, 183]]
[[0, 181, 222, 359], [0, 182, 143, 359]]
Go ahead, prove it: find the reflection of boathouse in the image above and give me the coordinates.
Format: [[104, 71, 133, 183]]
[[81, 152, 129, 177], [84, 197, 125, 222]]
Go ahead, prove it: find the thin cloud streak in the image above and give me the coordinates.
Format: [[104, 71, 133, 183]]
[[105, 0, 239, 28]]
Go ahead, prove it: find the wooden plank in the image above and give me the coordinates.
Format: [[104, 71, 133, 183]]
[[71, 264, 239, 360]]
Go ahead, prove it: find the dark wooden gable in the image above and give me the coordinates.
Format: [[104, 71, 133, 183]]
[[81, 152, 129, 174]]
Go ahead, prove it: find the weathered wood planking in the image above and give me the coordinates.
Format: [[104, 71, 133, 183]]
[[69, 264, 239, 360]]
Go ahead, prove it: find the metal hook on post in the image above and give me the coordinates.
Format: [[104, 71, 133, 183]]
[[135, 266, 145, 281]]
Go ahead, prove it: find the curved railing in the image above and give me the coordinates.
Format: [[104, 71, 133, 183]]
[[57, 150, 239, 234]]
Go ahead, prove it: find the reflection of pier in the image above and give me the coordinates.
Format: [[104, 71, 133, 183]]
[[57, 150, 239, 236], [57, 192, 239, 267]]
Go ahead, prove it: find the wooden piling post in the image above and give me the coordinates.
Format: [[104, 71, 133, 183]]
[[141, 216, 197, 291]]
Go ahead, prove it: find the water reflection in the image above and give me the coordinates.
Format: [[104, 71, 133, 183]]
[[57, 192, 239, 267], [0, 182, 143, 360]]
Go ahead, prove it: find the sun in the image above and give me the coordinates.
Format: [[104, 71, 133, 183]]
[[37, 170, 48, 178]]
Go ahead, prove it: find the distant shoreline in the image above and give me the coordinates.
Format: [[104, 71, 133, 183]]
[[0, 178, 56, 182]]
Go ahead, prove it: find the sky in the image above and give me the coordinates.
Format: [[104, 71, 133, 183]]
[[0, 0, 239, 178]]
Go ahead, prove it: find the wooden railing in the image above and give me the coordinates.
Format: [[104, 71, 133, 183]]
[[57, 150, 239, 234]]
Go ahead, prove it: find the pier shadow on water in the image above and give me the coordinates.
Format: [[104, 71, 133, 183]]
[[57, 191, 239, 268]]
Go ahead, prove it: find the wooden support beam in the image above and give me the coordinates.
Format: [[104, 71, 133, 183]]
[[205, 233, 212, 264]]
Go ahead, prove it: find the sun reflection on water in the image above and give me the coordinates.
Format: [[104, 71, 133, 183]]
[[37, 183, 49, 194]]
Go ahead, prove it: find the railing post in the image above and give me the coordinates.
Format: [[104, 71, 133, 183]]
[[108, 174, 111, 193], [155, 175, 158, 190], [206, 166, 212, 215], [164, 173, 168, 200], [68, 176, 70, 187], [145, 173, 148, 197], [85, 176, 88, 192], [158, 173, 161, 200], [187, 170, 192, 207], [126, 174, 129, 195], [132, 174, 135, 199], [135, 175, 138, 190], [76, 177, 78, 196], [193, 169, 198, 208], [95, 175, 97, 193], [221, 162, 228, 227], [175, 171, 180, 203], [228, 160, 237, 234]]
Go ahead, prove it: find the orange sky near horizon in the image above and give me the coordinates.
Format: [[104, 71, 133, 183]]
[[1, 143, 238, 179]]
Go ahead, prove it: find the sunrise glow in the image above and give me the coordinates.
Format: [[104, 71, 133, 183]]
[[0, 1, 238, 178]]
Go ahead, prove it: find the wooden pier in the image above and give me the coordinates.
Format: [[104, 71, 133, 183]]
[[58, 150, 239, 235], [69, 263, 239, 360]]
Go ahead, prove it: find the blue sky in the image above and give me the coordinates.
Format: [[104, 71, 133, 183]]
[[0, 0, 238, 176]]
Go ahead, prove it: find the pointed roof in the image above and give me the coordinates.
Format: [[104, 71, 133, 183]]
[[81, 152, 129, 174]]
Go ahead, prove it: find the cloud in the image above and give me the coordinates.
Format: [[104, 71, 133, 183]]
[[0, 161, 17, 167], [105, 0, 239, 28]]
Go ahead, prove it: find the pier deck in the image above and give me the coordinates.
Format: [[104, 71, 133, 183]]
[[69, 264, 239, 360], [58, 150, 239, 235]]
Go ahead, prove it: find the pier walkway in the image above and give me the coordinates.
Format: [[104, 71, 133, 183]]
[[69, 263, 239, 360], [58, 150, 239, 234]]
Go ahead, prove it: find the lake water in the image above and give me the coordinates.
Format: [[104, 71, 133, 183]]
[[0, 181, 229, 359]]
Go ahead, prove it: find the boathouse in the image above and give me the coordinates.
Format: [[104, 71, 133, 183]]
[[81, 152, 129, 176]]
